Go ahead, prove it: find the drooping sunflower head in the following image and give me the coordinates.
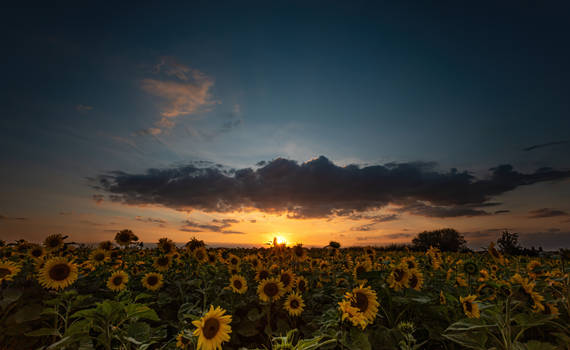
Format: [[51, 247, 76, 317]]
[[192, 305, 232, 350], [408, 269, 424, 291], [89, 249, 109, 266], [142, 272, 164, 291], [98, 240, 114, 251], [257, 277, 285, 302], [291, 244, 307, 261], [107, 270, 129, 292], [284, 292, 305, 317], [460, 295, 480, 318], [229, 274, 248, 294], [153, 255, 172, 271], [194, 247, 208, 263], [0, 261, 22, 283], [43, 234, 65, 251], [28, 245, 46, 260], [158, 237, 176, 255], [114, 229, 138, 246], [38, 257, 78, 290], [279, 270, 295, 291]]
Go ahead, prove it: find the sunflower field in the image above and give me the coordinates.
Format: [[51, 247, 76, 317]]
[[0, 232, 569, 350]]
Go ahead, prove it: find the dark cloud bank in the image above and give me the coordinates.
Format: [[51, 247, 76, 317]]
[[93, 156, 570, 219]]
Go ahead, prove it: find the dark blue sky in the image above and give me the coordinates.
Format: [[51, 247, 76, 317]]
[[1, 1, 569, 247]]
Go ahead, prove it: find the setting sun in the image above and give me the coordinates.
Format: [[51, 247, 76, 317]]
[[274, 235, 288, 246]]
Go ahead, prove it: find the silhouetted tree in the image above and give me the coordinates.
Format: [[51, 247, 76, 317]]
[[412, 228, 466, 252], [497, 230, 522, 255]]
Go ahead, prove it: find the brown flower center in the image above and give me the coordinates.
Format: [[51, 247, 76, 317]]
[[409, 274, 418, 288], [94, 253, 105, 261], [0, 268, 11, 278], [298, 280, 306, 292], [290, 299, 300, 309], [203, 318, 220, 339], [32, 249, 43, 257], [49, 263, 71, 281], [113, 276, 123, 285], [281, 273, 291, 287], [233, 280, 242, 289], [230, 258, 238, 265], [264, 282, 279, 297], [147, 275, 158, 286], [394, 269, 405, 282], [258, 270, 269, 280], [352, 292, 369, 313], [464, 301, 472, 312]]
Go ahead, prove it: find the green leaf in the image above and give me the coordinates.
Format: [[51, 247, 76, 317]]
[[125, 304, 159, 321], [12, 304, 43, 323], [247, 307, 264, 321], [347, 328, 371, 350], [521, 340, 558, 350], [127, 322, 151, 343], [25, 328, 61, 337]]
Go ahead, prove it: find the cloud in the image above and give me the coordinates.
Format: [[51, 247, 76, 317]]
[[76, 104, 93, 112], [92, 194, 104, 204], [348, 214, 399, 222], [395, 203, 491, 218], [356, 232, 413, 241], [135, 216, 167, 226], [523, 140, 568, 151], [180, 218, 241, 233], [140, 58, 215, 134], [59, 211, 73, 215], [94, 156, 570, 219], [80, 220, 104, 226], [494, 210, 510, 214], [0, 215, 28, 221], [527, 208, 568, 218]]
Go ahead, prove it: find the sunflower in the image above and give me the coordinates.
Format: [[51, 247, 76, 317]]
[[401, 256, 418, 270], [463, 261, 478, 276], [255, 268, 270, 282], [38, 257, 78, 290], [542, 303, 559, 317], [527, 260, 542, 279], [89, 249, 109, 266], [226, 254, 240, 268], [488, 242, 504, 264], [284, 292, 305, 316], [207, 251, 218, 265], [247, 255, 261, 269], [279, 270, 296, 292], [353, 261, 371, 281], [295, 276, 309, 293], [107, 270, 128, 291], [477, 283, 497, 301], [0, 261, 22, 283], [387, 264, 409, 291], [176, 331, 193, 349], [478, 269, 490, 282], [460, 295, 480, 318], [114, 229, 138, 246], [257, 277, 285, 302], [229, 274, 247, 294], [142, 272, 164, 291], [408, 269, 424, 291], [157, 237, 176, 255], [192, 305, 232, 350], [153, 255, 172, 271], [338, 300, 368, 329], [345, 285, 379, 324], [291, 244, 307, 261], [98, 240, 114, 250], [28, 245, 46, 260], [439, 291, 446, 305], [43, 234, 65, 251], [194, 247, 208, 263]]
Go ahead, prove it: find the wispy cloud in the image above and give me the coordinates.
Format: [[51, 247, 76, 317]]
[[135, 216, 167, 227], [92, 194, 104, 204], [0, 214, 28, 221], [76, 104, 94, 112], [180, 218, 243, 234], [527, 208, 568, 218], [523, 140, 568, 151], [140, 57, 215, 135]]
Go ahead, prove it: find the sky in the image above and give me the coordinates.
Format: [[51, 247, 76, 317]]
[[1, 1, 570, 249]]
